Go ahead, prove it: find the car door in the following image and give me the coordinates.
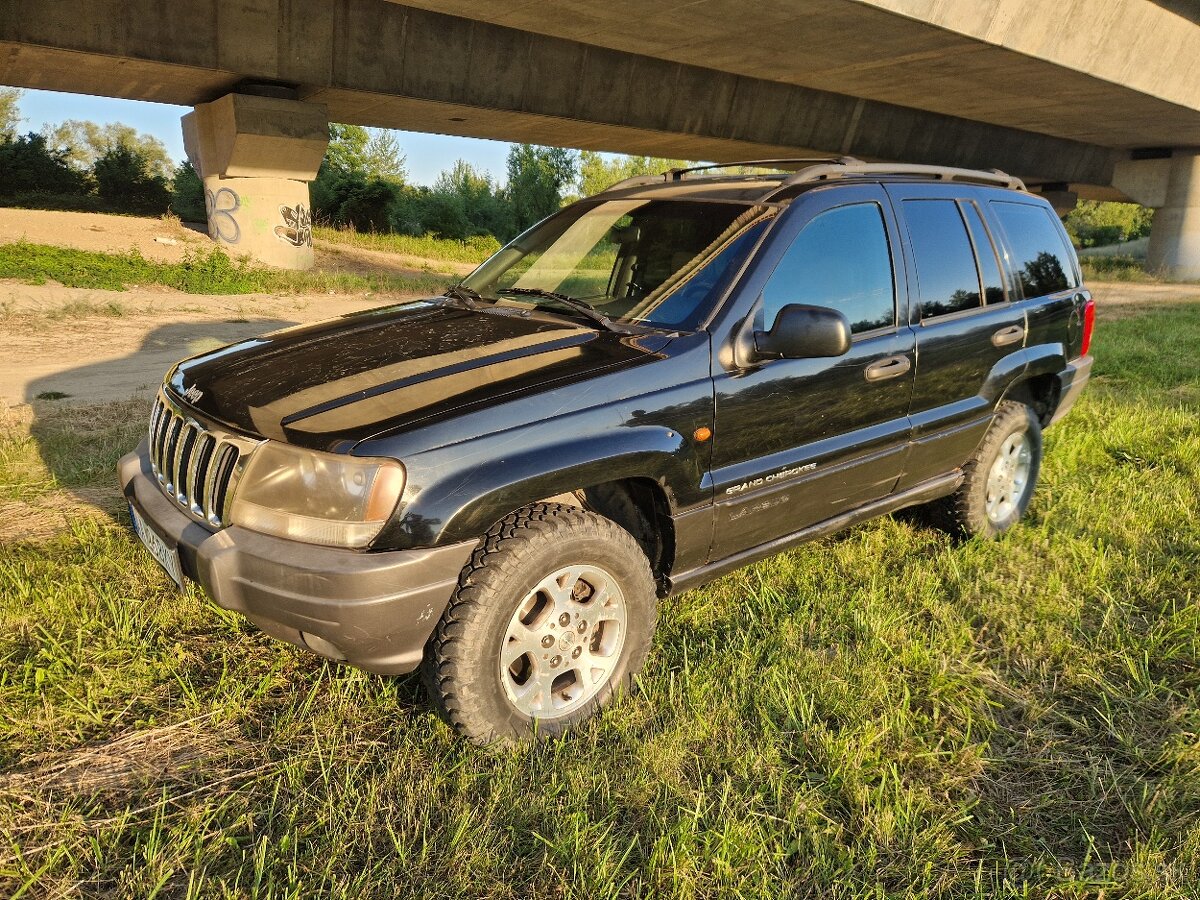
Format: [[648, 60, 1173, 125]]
[[887, 186, 1030, 489], [709, 184, 915, 560]]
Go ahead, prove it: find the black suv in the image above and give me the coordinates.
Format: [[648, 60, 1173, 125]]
[[120, 159, 1094, 744]]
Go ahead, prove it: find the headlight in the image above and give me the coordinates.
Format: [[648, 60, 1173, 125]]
[[228, 442, 405, 548]]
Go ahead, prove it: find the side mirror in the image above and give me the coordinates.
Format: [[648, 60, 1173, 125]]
[[754, 304, 852, 359]]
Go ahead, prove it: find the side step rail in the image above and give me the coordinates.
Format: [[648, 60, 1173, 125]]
[[666, 470, 964, 595]]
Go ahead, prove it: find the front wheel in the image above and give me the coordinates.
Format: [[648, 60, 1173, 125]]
[[422, 503, 657, 745]]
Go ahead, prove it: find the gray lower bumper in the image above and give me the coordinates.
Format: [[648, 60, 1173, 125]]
[[118, 442, 474, 674], [1049, 354, 1093, 426]]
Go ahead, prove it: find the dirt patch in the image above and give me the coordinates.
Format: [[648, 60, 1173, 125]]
[[1090, 280, 1200, 320], [0, 714, 249, 799], [315, 239, 473, 278], [0, 206, 470, 277], [0, 209, 453, 406], [0, 281, 388, 406], [0, 208, 210, 263], [0, 490, 118, 544], [316, 240, 475, 278]]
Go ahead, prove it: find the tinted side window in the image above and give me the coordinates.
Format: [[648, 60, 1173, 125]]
[[763, 203, 894, 334], [991, 201, 1078, 298], [902, 199, 981, 318], [962, 201, 1006, 304]]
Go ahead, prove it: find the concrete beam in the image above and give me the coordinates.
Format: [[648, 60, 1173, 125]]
[[182, 93, 328, 181], [1111, 156, 1174, 208], [394, 0, 1200, 150], [0, 0, 1119, 186]]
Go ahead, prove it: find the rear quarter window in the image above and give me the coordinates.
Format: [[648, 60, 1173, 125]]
[[990, 201, 1078, 298], [902, 199, 983, 319]]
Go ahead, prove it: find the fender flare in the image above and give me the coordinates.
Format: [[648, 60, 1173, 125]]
[[384, 425, 691, 548]]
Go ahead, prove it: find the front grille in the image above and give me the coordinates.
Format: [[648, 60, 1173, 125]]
[[147, 392, 247, 528]]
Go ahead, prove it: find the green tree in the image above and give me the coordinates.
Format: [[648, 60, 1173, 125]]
[[170, 161, 207, 222], [504, 143, 577, 234], [0, 132, 88, 199], [1063, 200, 1154, 248], [93, 144, 171, 213], [313, 124, 408, 230], [577, 150, 692, 196], [363, 129, 407, 183], [0, 87, 21, 141], [42, 120, 172, 179], [324, 123, 371, 173], [384, 159, 514, 241]]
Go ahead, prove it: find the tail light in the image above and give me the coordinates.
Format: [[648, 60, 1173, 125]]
[[1080, 298, 1096, 356]]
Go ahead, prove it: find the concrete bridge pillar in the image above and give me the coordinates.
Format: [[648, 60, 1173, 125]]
[[1147, 153, 1200, 280], [182, 92, 329, 270], [1114, 151, 1200, 280]]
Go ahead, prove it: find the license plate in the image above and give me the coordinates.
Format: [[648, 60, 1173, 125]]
[[129, 503, 184, 589]]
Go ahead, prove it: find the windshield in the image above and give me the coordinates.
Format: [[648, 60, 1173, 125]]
[[462, 199, 772, 330]]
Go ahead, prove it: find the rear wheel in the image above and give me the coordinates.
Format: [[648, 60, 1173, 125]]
[[423, 503, 656, 745], [919, 401, 1042, 539]]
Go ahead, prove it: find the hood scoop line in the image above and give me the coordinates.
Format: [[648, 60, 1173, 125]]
[[279, 331, 597, 427]]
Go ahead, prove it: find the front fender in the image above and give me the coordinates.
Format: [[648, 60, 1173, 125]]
[[375, 423, 697, 549]]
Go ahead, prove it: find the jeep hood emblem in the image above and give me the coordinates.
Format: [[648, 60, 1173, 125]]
[[182, 385, 204, 403]]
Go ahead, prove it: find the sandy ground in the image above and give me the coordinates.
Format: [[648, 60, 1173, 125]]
[[0, 282, 386, 406], [0, 206, 471, 278], [0, 207, 212, 263], [0, 209, 452, 407]]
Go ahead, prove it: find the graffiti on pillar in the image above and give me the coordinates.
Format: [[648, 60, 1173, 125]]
[[204, 187, 242, 244], [274, 203, 313, 248]]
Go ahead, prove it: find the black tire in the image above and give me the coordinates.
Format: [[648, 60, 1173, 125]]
[[919, 401, 1043, 539], [422, 502, 657, 745]]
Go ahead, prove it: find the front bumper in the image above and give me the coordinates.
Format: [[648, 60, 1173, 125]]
[[1049, 354, 1093, 426], [119, 441, 474, 674]]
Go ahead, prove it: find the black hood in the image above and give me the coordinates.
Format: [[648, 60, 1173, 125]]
[[169, 300, 669, 452]]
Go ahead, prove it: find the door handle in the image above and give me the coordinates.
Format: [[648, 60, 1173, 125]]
[[864, 355, 912, 382], [992, 325, 1025, 347]]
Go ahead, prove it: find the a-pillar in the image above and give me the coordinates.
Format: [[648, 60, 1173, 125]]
[[1147, 153, 1200, 280], [182, 92, 328, 270]]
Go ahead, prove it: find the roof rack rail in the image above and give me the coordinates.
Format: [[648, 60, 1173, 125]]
[[603, 158, 1027, 196], [778, 161, 1026, 192], [665, 157, 862, 180], [603, 157, 863, 193], [605, 173, 670, 192]]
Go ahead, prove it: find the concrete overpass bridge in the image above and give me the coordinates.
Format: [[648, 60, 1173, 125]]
[[2, 0, 1198, 274]]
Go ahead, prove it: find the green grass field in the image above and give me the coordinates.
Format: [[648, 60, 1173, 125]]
[[0, 241, 453, 297], [312, 227, 500, 266], [2, 297, 1199, 898]]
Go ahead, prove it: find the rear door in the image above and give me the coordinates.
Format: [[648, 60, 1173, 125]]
[[709, 184, 915, 559], [987, 199, 1084, 355], [887, 185, 1029, 488]]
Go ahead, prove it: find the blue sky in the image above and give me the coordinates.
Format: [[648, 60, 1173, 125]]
[[12, 88, 517, 186]]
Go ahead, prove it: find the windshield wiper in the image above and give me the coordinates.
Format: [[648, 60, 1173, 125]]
[[442, 284, 490, 310], [496, 287, 630, 333]]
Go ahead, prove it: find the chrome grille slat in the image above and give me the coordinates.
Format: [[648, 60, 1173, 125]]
[[191, 434, 216, 514], [209, 444, 238, 525], [145, 390, 252, 529], [151, 398, 171, 475], [202, 444, 227, 525], [165, 417, 184, 493], [176, 424, 198, 503]]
